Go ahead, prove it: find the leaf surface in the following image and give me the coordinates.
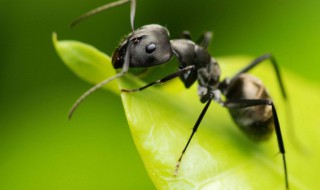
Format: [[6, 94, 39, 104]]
[[53, 34, 320, 190]]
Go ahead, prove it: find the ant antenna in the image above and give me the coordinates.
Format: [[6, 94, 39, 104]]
[[68, 44, 131, 119], [70, 0, 136, 31], [130, 0, 136, 31], [68, 0, 137, 119]]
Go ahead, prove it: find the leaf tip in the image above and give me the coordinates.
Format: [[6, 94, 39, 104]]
[[52, 31, 57, 41], [52, 32, 59, 50]]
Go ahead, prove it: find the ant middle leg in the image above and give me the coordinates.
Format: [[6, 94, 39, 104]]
[[175, 96, 213, 176]]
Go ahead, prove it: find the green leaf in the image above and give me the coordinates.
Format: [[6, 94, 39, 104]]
[[52, 32, 119, 94], [53, 33, 320, 190]]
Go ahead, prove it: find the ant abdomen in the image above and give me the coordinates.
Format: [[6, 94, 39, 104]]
[[225, 74, 274, 141]]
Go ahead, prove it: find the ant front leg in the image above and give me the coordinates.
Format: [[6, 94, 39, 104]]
[[121, 65, 195, 93], [223, 99, 289, 189]]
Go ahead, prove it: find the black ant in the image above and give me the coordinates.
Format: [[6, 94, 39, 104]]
[[69, 0, 289, 189]]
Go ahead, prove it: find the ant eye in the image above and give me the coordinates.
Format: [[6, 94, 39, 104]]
[[145, 43, 156, 53]]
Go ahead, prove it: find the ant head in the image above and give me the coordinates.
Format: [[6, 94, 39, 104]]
[[112, 24, 173, 69], [71, 1, 173, 69], [68, 1, 174, 119]]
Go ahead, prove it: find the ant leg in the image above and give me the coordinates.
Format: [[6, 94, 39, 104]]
[[175, 97, 213, 176], [121, 65, 195, 92], [232, 53, 287, 99], [223, 99, 289, 190], [181, 31, 212, 49], [179, 66, 198, 88], [196, 32, 212, 49], [71, 0, 131, 28], [181, 31, 192, 40], [231, 54, 304, 152]]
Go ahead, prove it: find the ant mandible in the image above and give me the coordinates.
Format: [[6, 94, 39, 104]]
[[69, 0, 289, 189]]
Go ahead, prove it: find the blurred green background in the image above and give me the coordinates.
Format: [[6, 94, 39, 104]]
[[1, 0, 319, 189]]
